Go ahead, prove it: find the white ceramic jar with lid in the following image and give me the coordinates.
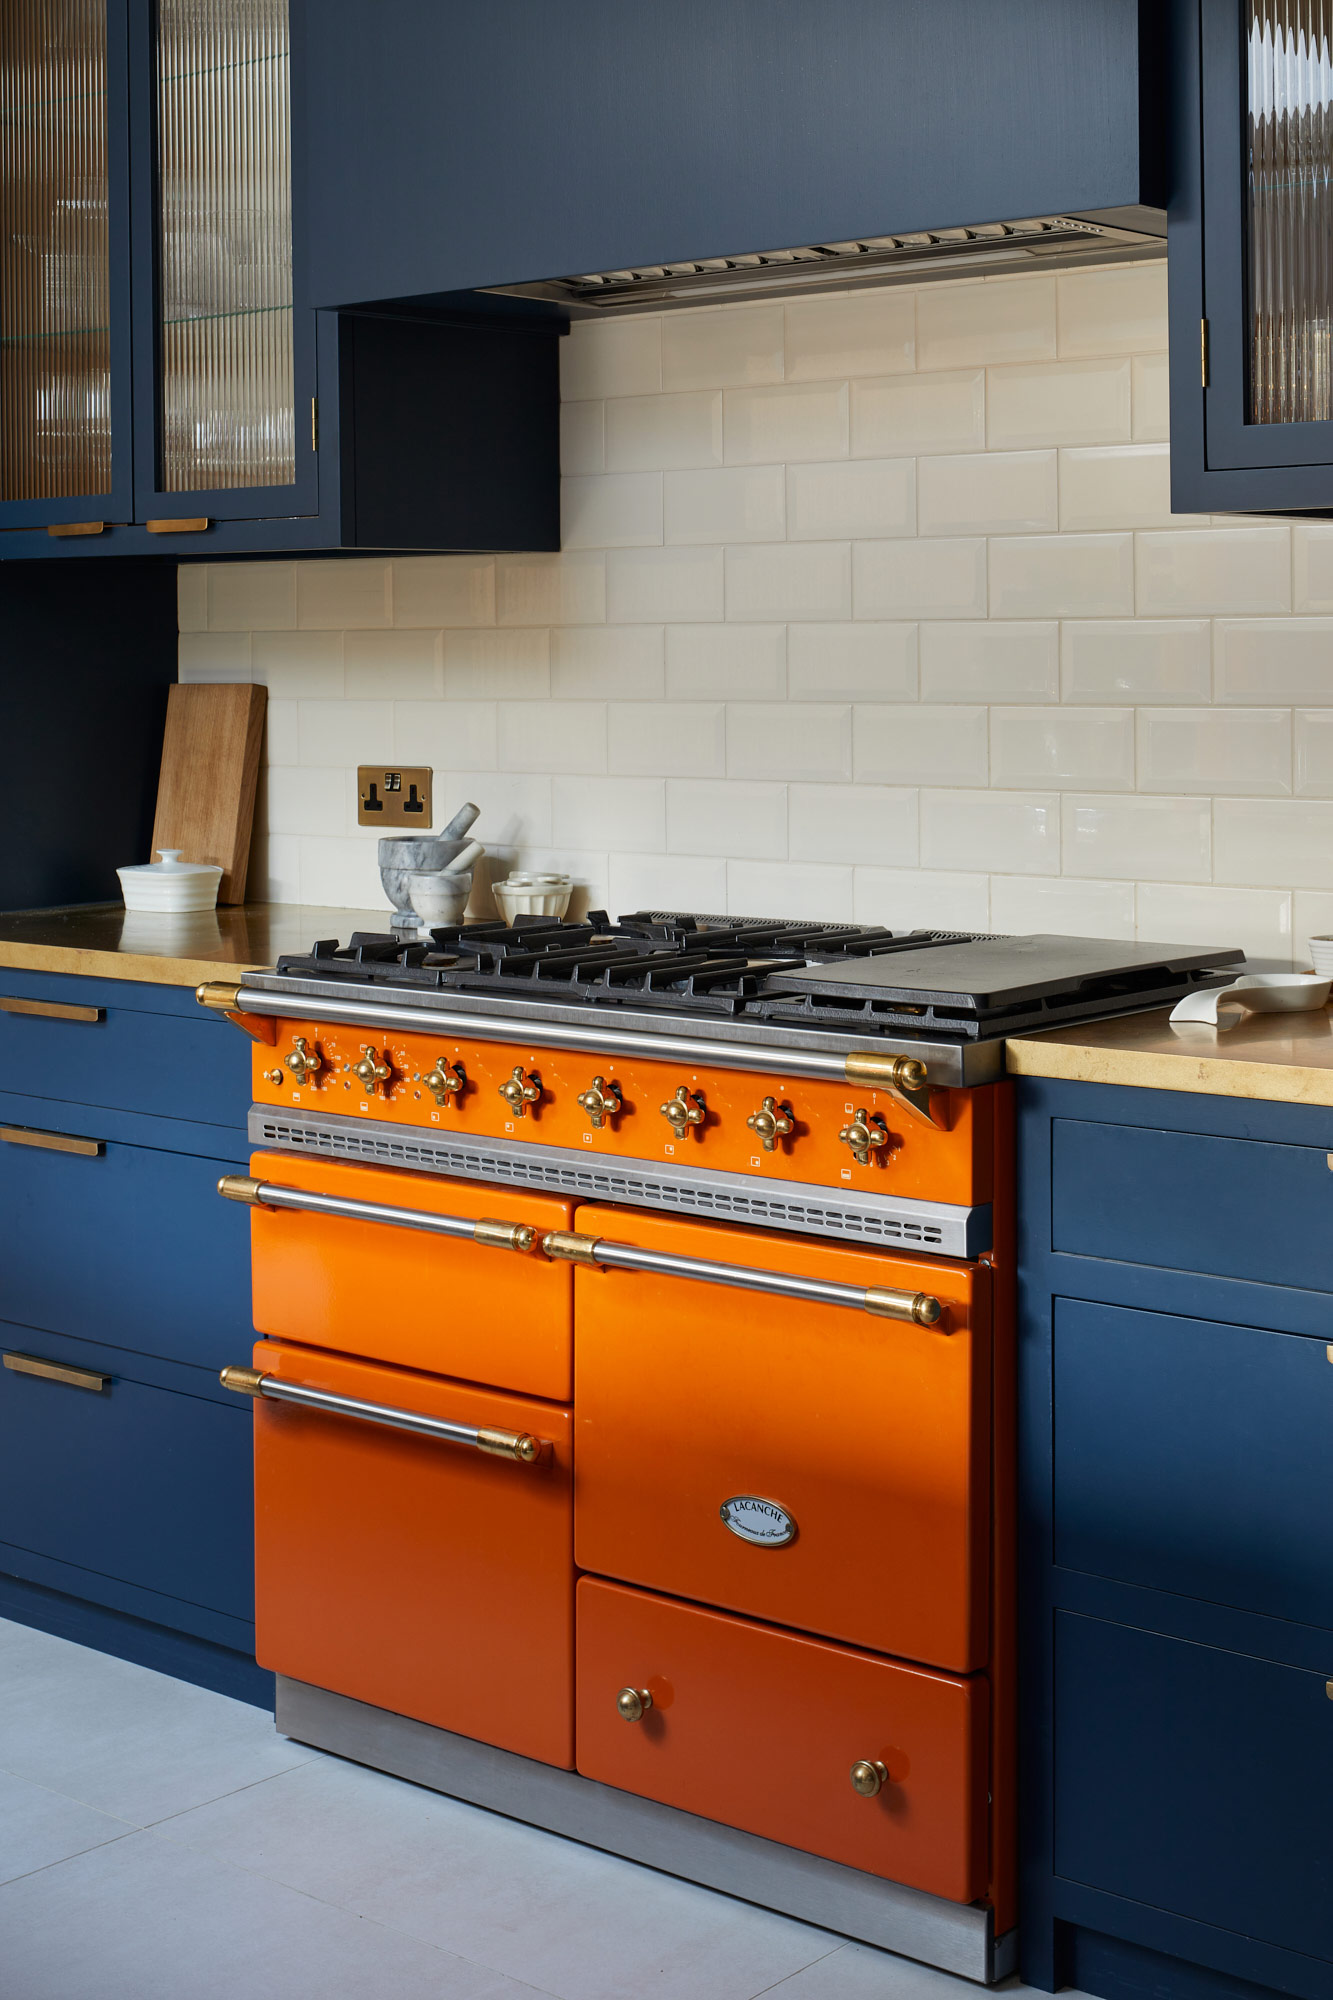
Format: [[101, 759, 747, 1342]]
[[117, 850, 223, 913]]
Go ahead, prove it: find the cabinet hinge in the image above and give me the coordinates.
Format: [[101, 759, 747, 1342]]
[[311, 397, 319, 452], [1200, 318, 1210, 389]]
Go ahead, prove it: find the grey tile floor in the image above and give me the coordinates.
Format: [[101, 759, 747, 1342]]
[[0, 1617, 1061, 2000]]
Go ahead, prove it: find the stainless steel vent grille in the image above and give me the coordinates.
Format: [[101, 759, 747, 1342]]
[[485, 215, 1163, 313], [249, 1107, 989, 1259]]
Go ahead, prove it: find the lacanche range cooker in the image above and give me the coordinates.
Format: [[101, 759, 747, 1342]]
[[198, 912, 1240, 1983]]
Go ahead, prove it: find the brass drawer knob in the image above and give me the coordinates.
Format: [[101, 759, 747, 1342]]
[[746, 1095, 793, 1152], [284, 1035, 323, 1084], [498, 1065, 541, 1116], [617, 1686, 653, 1722], [838, 1108, 889, 1167], [424, 1057, 466, 1106], [660, 1084, 704, 1136], [352, 1045, 392, 1095], [577, 1075, 623, 1130], [850, 1759, 889, 1797]]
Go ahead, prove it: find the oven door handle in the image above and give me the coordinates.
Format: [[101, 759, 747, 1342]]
[[218, 1366, 544, 1463], [217, 1175, 538, 1253], [540, 1230, 946, 1327]]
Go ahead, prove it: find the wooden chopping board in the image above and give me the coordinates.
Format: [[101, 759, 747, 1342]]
[[150, 683, 266, 904]]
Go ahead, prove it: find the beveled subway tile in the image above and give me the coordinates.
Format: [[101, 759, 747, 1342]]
[[1214, 618, 1333, 702], [347, 628, 444, 699], [724, 380, 849, 464], [178, 632, 252, 684], [296, 559, 389, 629], [989, 534, 1134, 617], [786, 458, 915, 540], [1295, 710, 1333, 796], [855, 704, 987, 785], [990, 707, 1135, 789], [607, 545, 724, 622], [610, 849, 728, 912], [661, 303, 784, 390], [608, 701, 726, 777], [499, 700, 608, 774], [664, 466, 786, 544], [1294, 525, 1333, 612], [788, 783, 917, 867], [391, 554, 494, 628], [727, 702, 852, 781], [1062, 793, 1211, 881], [917, 451, 1056, 536], [559, 398, 604, 476], [727, 858, 854, 921], [552, 774, 665, 852], [1137, 707, 1291, 796], [1132, 351, 1170, 441], [560, 471, 662, 550], [495, 550, 606, 627], [784, 289, 915, 381], [441, 627, 547, 699], [851, 370, 985, 457], [393, 700, 496, 770], [1057, 261, 1169, 357], [921, 789, 1058, 874], [920, 622, 1058, 703], [854, 538, 987, 619], [1214, 797, 1333, 889], [991, 873, 1136, 939], [787, 623, 918, 701], [1058, 445, 1196, 532], [853, 866, 990, 930], [1137, 526, 1291, 616], [1062, 620, 1211, 704], [1136, 882, 1293, 968], [549, 625, 665, 699], [605, 390, 724, 472], [561, 314, 661, 399], [916, 275, 1056, 369], [666, 777, 787, 859], [666, 624, 786, 700], [209, 559, 295, 630], [986, 357, 1131, 449], [726, 542, 851, 621]]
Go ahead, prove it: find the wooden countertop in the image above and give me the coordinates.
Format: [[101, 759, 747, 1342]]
[[1007, 1004, 1333, 1108], [0, 902, 386, 988]]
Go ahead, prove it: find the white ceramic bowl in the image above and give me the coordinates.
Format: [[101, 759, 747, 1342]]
[[493, 872, 573, 921], [117, 849, 222, 913]]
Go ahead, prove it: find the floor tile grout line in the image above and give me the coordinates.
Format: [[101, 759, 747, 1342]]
[[745, 1940, 852, 1998], [0, 1825, 140, 1891], [0, 1763, 144, 1832], [139, 1748, 327, 1831]]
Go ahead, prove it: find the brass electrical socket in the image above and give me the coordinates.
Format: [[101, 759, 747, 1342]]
[[357, 766, 432, 826]]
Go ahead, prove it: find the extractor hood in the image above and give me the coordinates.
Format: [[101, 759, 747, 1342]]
[[483, 210, 1163, 316]]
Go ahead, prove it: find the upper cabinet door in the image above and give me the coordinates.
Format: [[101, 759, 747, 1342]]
[[1201, 0, 1333, 472], [0, 0, 133, 531], [129, 0, 316, 523]]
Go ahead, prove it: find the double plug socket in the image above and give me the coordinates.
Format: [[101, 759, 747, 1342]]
[[357, 766, 433, 826]]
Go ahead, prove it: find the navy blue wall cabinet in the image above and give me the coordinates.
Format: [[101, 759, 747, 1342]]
[[298, 0, 1164, 308], [1169, 0, 1333, 513], [1019, 1076, 1333, 2000]]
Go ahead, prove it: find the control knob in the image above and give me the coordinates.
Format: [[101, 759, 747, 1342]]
[[352, 1045, 392, 1096], [283, 1035, 322, 1085], [577, 1075, 623, 1130], [424, 1057, 466, 1107], [659, 1084, 705, 1138], [498, 1065, 541, 1117], [746, 1095, 793, 1153], [838, 1108, 889, 1167]]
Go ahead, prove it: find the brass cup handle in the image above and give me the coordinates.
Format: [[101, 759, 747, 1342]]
[[498, 1065, 541, 1116], [849, 1759, 890, 1797], [746, 1095, 794, 1153], [352, 1045, 392, 1094], [424, 1057, 466, 1106], [617, 1687, 654, 1722], [284, 1035, 322, 1084], [838, 1108, 889, 1168], [660, 1085, 705, 1136], [577, 1075, 623, 1130]]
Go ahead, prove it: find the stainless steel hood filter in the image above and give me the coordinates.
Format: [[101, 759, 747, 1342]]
[[485, 213, 1164, 314]]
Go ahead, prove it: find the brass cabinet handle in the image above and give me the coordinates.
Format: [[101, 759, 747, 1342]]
[[4, 1351, 109, 1392], [219, 1364, 543, 1462], [746, 1095, 794, 1152], [217, 1173, 539, 1255], [616, 1687, 653, 1722], [146, 517, 209, 533], [0, 996, 103, 1023], [541, 1229, 944, 1326], [850, 1759, 889, 1797], [0, 1126, 103, 1157], [47, 521, 105, 538]]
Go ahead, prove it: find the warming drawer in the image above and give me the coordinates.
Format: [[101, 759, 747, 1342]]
[[576, 1578, 989, 1902], [244, 1150, 576, 1400], [571, 1205, 989, 1673], [243, 1339, 574, 1768]]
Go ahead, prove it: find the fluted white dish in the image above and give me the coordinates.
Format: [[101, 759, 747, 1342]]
[[117, 849, 222, 913], [492, 872, 573, 921]]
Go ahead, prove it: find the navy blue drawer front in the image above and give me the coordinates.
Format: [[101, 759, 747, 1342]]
[[1053, 1299, 1333, 1629], [1052, 1118, 1333, 1293], [0, 981, 250, 1130], [0, 1335, 254, 1626], [0, 1128, 251, 1368], [1054, 1613, 1333, 1965]]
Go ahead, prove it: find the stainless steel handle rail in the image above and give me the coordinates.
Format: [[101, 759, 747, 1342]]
[[218, 1365, 543, 1462], [197, 982, 936, 1121], [216, 1175, 537, 1253], [541, 1230, 944, 1326]]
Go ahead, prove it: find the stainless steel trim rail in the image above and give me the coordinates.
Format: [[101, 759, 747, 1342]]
[[218, 1366, 542, 1462], [216, 1175, 537, 1253]]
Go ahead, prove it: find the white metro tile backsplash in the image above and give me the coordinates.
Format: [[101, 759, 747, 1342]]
[[182, 259, 1333, 966]]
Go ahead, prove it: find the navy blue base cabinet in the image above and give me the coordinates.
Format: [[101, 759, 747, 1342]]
[[1019, 1078, 1333, 2000], [0, 968, 268, 1706]]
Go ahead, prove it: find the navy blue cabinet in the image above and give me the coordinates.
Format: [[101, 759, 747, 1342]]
[[1020, 1077, 1333, 2000], [1169, 0, 1333, 513]]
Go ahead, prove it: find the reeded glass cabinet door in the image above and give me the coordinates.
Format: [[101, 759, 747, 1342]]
[[131, 0, 315, 521], [0, 0, 132, 527], [1202, 0, 1333, 468]]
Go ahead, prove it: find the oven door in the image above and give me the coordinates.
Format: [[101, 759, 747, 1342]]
[[571, 1205, 989, 1673], [242, 1339, 574, 1767], [242, 1151, 575, 1400]]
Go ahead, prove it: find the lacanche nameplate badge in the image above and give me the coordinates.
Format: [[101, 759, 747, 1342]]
[[720, 1496, 797, 1547]]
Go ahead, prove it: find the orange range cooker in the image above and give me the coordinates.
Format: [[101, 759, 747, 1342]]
[[199, 913, 1238, 1982]]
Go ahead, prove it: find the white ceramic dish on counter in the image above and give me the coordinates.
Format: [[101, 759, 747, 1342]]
[[117, 849, 222, 913], [1169, 972, 1332, 1026], [492, 872, 573, 921]]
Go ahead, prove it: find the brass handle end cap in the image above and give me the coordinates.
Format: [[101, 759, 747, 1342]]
[[219, 1365, 265, 1397], [218, 1174, 261, 1204], [196, 981, 242, 1012]]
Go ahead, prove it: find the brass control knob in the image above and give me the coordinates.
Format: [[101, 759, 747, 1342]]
[[424, 1057, 466, 1107], [284, 1036, 322, 1085], [498, 1065, 541, 1117], [577, 1075, 623, 1130], [850, 1759, 890, 1798], [838, 1108, 889, 1168], [746, 1095, 794, 1154], [616, 1687, 654, 1722], [352, 1045, 392, 1096], [660, 1084, 705, 1137]]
